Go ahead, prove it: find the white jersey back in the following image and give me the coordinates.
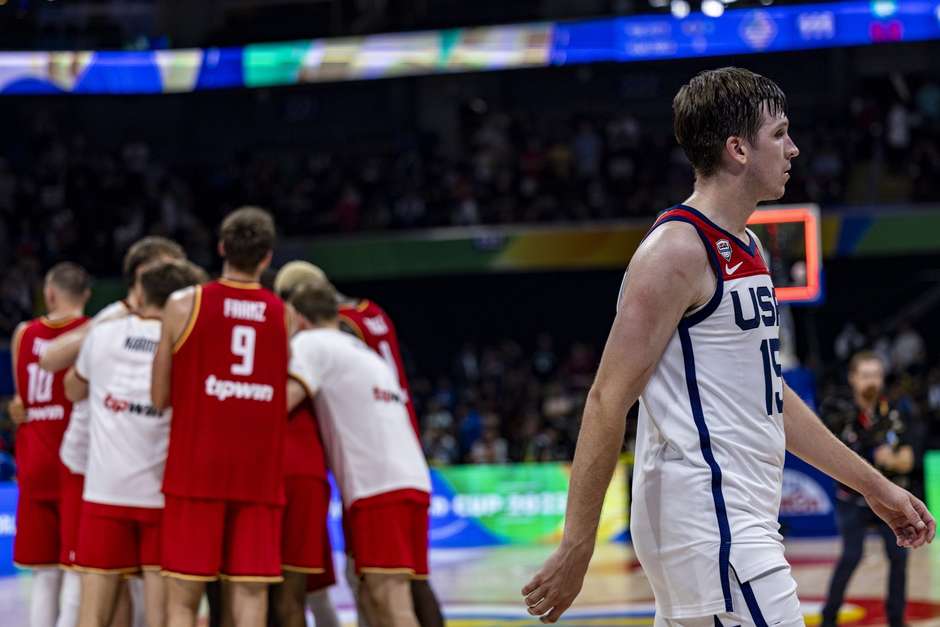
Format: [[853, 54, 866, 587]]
[[59, 299, 129, 475], [630, 206, 787, 619], [289, 328, 430, 506], [75, 314, 169, 508]]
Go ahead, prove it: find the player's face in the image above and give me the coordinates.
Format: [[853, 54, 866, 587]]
[[849, 359, 885, 402], [748, 108, 799, 201]]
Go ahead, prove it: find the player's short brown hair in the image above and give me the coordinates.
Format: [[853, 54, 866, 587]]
[[122, 236, 185, 288], [848, 350, 885, 375], [673, 67, 787, 178], [290, 282, 339, 324], [45, 262, 91, 301], [139, 260, 207, 308], [220, 207, 276, 273]]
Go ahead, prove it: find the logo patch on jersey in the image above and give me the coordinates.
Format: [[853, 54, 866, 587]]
[[716, 239, 733, 262], [725, 261, 744, 276]]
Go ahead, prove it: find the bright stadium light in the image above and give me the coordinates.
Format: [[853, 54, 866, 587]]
[[671, 0, 691, 18], [702, 0, 725, 16]]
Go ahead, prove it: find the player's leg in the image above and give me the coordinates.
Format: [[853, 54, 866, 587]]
[[109, 582, 133, 627], [410, 580, 444, 627], [361, 573, 419, 627], [307, 588, 340, 627], [273, 571, 306, 627], [408, 498, 442, 627], [820, 501, 866, 626], [142, 571, 166, 627], [166, 578, 207, 627], [77, 572, 123, 627], [345, 556, 373, 627], [32, 567, 64, 627], [57, 569, 82, 627], [875, 511, 908, 627], [224, 581, 269, 627]]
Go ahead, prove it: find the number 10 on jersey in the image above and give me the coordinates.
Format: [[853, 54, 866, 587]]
[[760, 338, 783, 416]]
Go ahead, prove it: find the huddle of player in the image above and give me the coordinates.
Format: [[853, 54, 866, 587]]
[[10, 206, 443, 627]]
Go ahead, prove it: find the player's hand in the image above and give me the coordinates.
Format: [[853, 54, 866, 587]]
[[864, 479, 936, 548], [7, 397, 26, 426], [873, 444, 893, 469], [521, 540, 592, 623]]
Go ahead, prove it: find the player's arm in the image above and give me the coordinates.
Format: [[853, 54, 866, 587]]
[[286, 378, 310, 412], [39, 303, 129, 372], [64, 367, 89, 402], [522, 223, 712, 623], [151, 288, 195, 411], [7, 322, 27, 425], [38, 322, 91, 373], [783, 384, 935, 547]]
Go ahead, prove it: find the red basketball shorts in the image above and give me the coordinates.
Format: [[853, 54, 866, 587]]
[[75, 501, 161, 574], [346, 489, 429, 578], [282, 476, 331, 574], [14, 493, 60, 568], [161, 495, 283, 582], [58, 469, 85, 567]]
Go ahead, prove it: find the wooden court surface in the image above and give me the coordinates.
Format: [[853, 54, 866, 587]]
[[0, 538, 937, 625]]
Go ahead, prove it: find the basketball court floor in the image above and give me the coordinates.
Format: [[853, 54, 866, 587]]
[[0, 538, 938, 625]]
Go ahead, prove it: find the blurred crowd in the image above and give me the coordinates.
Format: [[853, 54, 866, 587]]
[[0, 75, 939, 304], [411, 335, 598, 466]]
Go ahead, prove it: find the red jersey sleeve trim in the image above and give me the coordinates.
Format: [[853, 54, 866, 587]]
[[39, 315, 82, 329], [218, 278, 262, 290], [337, 313, 365, 341], [172, 286, 202, 354]]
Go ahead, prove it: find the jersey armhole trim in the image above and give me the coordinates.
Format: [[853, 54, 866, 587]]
[[172, 286, 202, 354], [648, 216, 724, 328], [289, 372, 318, 400], [338, 314, 365, 341], [10, 323, 26, 395]]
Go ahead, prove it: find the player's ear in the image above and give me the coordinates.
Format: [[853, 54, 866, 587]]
[[725, 135, 748, 168], [217, 241, 225, 259]]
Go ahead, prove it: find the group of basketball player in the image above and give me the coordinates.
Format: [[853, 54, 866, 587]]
[[10, 206, 443, 627]]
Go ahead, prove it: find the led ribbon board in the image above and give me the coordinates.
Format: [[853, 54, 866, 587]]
[[0, 0, 937, 94]]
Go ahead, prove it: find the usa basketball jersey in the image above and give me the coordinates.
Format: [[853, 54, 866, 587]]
[[630, 205, 787, 619]]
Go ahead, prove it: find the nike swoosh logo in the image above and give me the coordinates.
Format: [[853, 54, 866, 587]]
[[725, 261, 744, 275]]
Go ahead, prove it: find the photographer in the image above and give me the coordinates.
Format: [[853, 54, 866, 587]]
[[820, 351, 914, 627]]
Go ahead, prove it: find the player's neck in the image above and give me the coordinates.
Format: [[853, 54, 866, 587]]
[[135, 304, 162, 320], [45, 306, 82, 322], [685, 175, 758, 238], [221, 263, 262, 284]]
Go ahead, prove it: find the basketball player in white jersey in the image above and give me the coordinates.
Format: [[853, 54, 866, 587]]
[[522, 67, 935, 626], [46, 236, 187, 627], [64, 260, 204, 627], [286, 281, 430, 627]]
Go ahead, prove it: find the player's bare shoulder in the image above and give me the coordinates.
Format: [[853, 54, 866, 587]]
[[627, 220, 714, 310]]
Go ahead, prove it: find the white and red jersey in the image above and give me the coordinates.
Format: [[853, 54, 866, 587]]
[[163, 279, 287, 504], [630, 205, 787, 619], [60, 300, 130, 476], [289, 328, 430, 507], [14, 315, 88, 500], [338, 300, 419, 436], [75, 314, 169, 509]]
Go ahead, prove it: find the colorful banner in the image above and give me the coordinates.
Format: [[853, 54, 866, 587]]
[[324, 461, 629, 551], [926, 450, 940, 520], [0, 0, 937, 94]]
